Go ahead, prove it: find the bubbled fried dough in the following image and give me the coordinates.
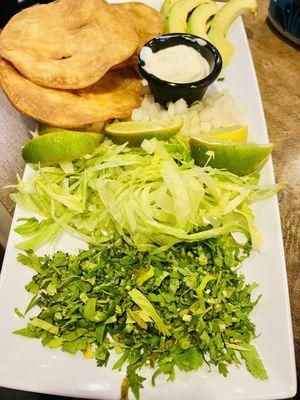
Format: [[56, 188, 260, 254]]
[[113, 2, 165, 51], [0, 59, 143, 129], [0, 0, 139, 89]]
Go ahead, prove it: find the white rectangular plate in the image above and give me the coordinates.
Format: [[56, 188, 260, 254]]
[[0, 1, 297, 399]]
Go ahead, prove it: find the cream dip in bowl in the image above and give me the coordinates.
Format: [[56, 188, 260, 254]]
[[138, 33, 222, 105]]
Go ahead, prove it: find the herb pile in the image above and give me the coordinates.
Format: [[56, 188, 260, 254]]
[[15, 235, 267, 400]]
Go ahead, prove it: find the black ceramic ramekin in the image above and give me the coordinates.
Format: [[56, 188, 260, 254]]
[[138, 33, 222, 106]]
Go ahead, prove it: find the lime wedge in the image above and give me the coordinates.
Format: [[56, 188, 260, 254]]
[[105, 118, 183, 146], [23, 131, 102, 164], [200, 125, 248, 142], [38, 123, 61, 135], [190, 138, 273, 176], [37, 123, 104, 142]]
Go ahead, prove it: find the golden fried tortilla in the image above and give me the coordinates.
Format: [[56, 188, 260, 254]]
[[114, 2, 165, 50], [110, 2, 164, 72], [0, 59, 142, 129], [0, 0, 139, 89]]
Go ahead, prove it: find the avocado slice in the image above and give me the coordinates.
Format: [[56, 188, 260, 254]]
[[187, 1, 218, 39], [167, 0, 209, 33], [208, 0, 257, 68], [160, 0, 179, 22]]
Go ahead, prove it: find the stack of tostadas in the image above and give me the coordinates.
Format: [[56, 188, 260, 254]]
[[0, 0, 164, 129]]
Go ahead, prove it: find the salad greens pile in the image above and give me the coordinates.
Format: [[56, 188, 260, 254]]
[[11, 138, 281, 251], [10, 137, 281, 399], [15, 235, 267, 400]]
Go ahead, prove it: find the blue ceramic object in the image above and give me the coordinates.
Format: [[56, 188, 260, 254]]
[[269, 0, 300, 44]]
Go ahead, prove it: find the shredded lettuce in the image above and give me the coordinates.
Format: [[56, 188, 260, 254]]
[[11, 138, 281, 251]]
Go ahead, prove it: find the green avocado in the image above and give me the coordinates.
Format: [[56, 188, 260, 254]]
[[208, 0, 257, 68], [167, 0, 208, 33], [160, 0, 178, 22], [187, 1, 218, 39]]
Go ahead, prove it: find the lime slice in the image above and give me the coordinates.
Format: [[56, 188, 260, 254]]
[[38, 123, 61, 135], [105, 118, 183, 146], [190, 138, 273, 176], [23, 131, 102, 164], [37, 123, 104, 142], [200, 125, 248, 142]]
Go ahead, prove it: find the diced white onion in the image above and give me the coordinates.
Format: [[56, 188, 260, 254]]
[[130, 90, 245, 137]]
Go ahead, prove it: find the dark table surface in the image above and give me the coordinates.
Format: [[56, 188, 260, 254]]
[[0, 388, 79, 400]]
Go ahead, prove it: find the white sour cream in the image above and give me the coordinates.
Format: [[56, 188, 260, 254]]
[[140, 45, 210, 84]]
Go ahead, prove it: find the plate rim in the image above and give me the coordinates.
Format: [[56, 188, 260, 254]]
[[0, 2, 297, 399]]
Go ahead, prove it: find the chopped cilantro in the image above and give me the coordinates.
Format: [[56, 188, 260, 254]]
[[15, 235, 267, 399]]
